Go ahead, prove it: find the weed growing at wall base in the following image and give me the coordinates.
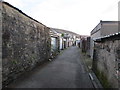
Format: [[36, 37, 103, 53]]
[[94, 69, 112, 88]]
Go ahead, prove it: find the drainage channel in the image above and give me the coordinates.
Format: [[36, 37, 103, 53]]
[[89, 72, 103, 88]]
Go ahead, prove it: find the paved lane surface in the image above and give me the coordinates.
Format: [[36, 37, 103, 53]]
[[8, 46, 94, 88]]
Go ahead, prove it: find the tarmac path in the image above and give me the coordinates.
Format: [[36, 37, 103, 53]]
[[7, 46, 94, 88]]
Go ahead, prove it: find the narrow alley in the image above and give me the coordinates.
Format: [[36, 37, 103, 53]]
[[7, 46, 94, 88], [1, 1, 119, 89]]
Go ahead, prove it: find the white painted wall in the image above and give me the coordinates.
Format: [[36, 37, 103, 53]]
[[60, 37, 63, 50], [51, 37, 57, 51]]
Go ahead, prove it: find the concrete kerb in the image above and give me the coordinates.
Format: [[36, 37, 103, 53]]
[[80, 49, 103, 88]]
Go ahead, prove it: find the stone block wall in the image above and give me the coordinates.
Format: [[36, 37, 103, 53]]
[[93, 35, 120, 88], [2, 2, 51, 86], [81, 39, 87, 52]]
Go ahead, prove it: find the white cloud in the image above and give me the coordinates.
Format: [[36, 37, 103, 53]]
[[3, 0, 120, 35]]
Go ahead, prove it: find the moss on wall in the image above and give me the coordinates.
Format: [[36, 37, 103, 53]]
[[2, 2, 51, 87]]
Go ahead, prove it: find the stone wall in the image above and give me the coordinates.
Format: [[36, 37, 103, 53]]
[[80, 37, 90, 55], [93, 34, 120, 88], [0, 1, 2, 89], [81, 39, 87, 53], [2, 2, 51, 86]]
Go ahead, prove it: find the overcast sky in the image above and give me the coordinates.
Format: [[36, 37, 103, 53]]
[[4, 0, 119, 35]]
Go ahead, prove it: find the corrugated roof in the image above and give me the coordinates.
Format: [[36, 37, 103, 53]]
[[94, 32, 120, 42]]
